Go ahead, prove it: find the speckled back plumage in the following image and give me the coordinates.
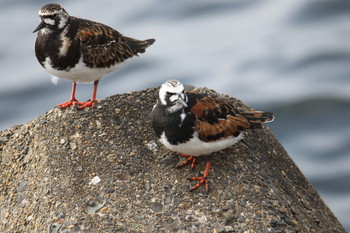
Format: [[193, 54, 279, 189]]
[[186, 91, 273, 142], [76, 18, 154, 68]]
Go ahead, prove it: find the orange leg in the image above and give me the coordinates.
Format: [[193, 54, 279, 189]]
[[176, 153, 197, 169], [188, 161, 211, 192], [77, 80, 99, 109], [176, 154, 212, 192], [56, 82, 84, 109]]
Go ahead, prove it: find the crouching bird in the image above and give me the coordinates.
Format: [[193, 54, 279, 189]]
[[151, 80, 274, 192]]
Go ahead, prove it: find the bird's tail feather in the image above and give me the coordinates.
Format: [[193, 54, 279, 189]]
[[126, 38, 155, 53], [241, 111, 274, 128]]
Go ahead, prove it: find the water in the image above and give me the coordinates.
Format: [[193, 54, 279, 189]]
[[1, 0, 349, 230]]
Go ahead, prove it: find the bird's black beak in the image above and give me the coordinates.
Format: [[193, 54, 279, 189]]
[[177, 96, 188, 108], [33, 20, 46, 33]]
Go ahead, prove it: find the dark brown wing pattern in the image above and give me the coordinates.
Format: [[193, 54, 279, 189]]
[[187, 92, 273, 142], [76, 20, 154, 68]]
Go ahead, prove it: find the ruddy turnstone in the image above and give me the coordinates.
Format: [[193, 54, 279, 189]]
[[151, 80, 274, 192], [33, 3, 155, 109]]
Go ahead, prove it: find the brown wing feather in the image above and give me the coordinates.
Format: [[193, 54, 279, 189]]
[[196, 115, 251, 142], [188, 94, 273, 142], [188, 95, 249, 142], [76, 21, 154, 68]]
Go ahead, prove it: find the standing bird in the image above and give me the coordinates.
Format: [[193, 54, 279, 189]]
[[151, 80, 274, 192], [33, 3, 155, 109]]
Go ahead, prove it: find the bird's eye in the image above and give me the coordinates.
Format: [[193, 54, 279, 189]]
[[43, 14, 57, 19], [46, 14, 58, 19]]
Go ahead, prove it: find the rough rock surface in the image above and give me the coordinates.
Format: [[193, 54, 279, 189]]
[[0, 87, 346, 233]]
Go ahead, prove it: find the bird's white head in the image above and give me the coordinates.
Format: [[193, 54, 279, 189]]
[[159, 80, 188, 113], [33, 3, 70, 33]]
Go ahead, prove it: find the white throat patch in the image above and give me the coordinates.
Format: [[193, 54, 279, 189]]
[[58, 16, 68, 29]]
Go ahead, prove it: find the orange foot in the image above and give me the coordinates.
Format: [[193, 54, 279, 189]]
[[176, 153, 197, 169], [177, 154, 212, 192], [188, 161, 211, 192], [56, 99, 83, 109], [77, 100, 96, 110]]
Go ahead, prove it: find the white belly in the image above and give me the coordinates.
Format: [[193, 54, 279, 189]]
[[160, 132, 244, 156], [43, 57, 123, 83]]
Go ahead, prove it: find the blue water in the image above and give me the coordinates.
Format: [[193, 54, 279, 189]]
[[0, 0, 349, 230]]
